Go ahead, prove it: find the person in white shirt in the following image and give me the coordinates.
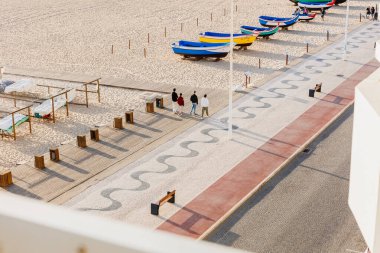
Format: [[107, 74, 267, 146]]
[[201, 94, 209, 118]]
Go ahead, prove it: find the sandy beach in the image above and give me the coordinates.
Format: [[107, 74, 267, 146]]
[[0, 0, 376, 168]]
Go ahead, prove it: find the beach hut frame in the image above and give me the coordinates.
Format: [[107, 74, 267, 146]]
[[0, 104, 33, 141]]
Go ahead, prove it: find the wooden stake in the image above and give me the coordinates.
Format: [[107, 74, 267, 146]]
[[197, 18, 199, 26], [286, 54, 289, 65], [259, 58, 261, 69], [129, 40, 131, 49], [224, 8, 226, 16], [327, 30, 329, 41], [111, 45, 114, 54], [148, 33, 150, 43], [236, 4, 238, 12], [144, 48, 147, 58], [165, 27, 167, 37], [306, 43, 309, 53], [181, 23, 183, 32], [360, 13, 362, 22], [211, 13, 213, 22]]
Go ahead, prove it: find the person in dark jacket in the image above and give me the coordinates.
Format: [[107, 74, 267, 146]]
[[171, 88, 178, 114], [366, 7, 371, 19], [189, 91, 198, 115], [321, 8, 326, 21], [371, 6, 375, 20], [177, 93, 184, 116]]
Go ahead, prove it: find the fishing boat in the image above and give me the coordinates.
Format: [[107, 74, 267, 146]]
[[294, 8, 317, 21], [298, 0, 335, 10], [171, 41, 231, 59], [289, 0, 345, 4], [258, 14, 299, 28], [199, 32, 257, 47], [240, 26, 279, 38]]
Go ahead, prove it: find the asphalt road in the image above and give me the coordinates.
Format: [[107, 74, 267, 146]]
[[206, 106, 367, 253]]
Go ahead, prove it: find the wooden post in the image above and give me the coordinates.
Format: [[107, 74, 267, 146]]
[[306, 43, 309, 53], [259, 58, 261, 69], [236, 4, 238, 12], [96, 79, 101, 103], [85, 83, 89, 108], [144, 48, 147, 58], [165, 27, 167, 37], [360, 13, 362, 22], [114, 117, 123, 129], [148, 33, 150, 43], [129, 39, 131, 49], [286, 54, 289, 65], [51, 97, 56, 123], [90, 128, 100, 141], [125, 111, 134, 124], [65, 91, 69, 116], [28, 107, 32, 134], [34, 155, 45, 169], [181, 23, 183, 32], [224, 8, 226, 16], [197, 18, 199, 26], [49, 148, 60, 162], [146, 102, 154, 113], [211, 13, 213, 22], [11, 113, 16, 140], [77, 135, 87, 148], [327, 30, 329, 41], [111, 45, 114, 54], [0, 170, 13, 187]]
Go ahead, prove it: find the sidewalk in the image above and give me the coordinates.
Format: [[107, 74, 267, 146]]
[[64, 22, 380, 237]]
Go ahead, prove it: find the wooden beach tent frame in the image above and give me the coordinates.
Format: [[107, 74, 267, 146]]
[[1, 70, 101, 108], [36, 78, 101, 108], [0, 104, 33, 141], [33, 88, 74, 123]]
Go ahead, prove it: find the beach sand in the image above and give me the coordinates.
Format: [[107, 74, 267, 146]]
[[0, 0, 376, 167]]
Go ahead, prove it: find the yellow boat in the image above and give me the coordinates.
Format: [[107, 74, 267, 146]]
[[199, 32, 257, 47]]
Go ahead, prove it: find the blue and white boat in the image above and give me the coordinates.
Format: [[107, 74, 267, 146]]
[[240, 26, 279, 38], [171, 41, 231, 59], [298, 0, 335, 10], [259, 14, 299, 28]]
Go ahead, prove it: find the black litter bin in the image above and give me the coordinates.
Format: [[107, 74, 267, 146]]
[[309, 89, 315, 98]]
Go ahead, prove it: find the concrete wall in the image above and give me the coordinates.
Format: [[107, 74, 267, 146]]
[[349, 67, 380, 253], [0, 193, 247, 253]]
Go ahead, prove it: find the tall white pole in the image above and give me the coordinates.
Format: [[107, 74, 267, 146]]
[[344, 0, 350, 59], [228, 0, 233, 139]]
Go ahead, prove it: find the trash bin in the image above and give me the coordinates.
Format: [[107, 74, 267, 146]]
[[309, 89, 315, 98]]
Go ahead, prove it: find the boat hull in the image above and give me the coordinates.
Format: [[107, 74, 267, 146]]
[[258, 15, 299, 27], [298, 0, 335, 9], [240, 26, 279, 37], [171, 41, 230, 58], [199, 34, 256, 46], [298, 13, 317, 20]]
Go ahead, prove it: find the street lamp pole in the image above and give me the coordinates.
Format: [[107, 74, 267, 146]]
[[344, 0, 350, 59], [228, 0, 233, 139]]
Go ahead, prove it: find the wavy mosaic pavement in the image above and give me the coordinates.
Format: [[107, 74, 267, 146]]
[[78, 24, 380, 213]]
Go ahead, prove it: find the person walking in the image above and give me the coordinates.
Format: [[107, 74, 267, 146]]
[[371, 6, 375, 20], [366, 7, 371, 19], [171, 88, 178, 114], [321, 8, 326, 21], [201, 94, 209, 118], [189, 91, 198, 115], [177, 93, 184, 116]]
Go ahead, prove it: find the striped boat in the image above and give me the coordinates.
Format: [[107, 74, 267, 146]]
[[199, 32, 257, 47], [259, 14, 299, 28], [171, 41, 231, 59], [240, 26, 279, 38]]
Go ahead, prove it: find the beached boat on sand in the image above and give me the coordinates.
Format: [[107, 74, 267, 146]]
[[199, 32, 257, 47], [298, 0, 335, 10], [171, 41, 231, 59], [289, 0, 345, 5], [259, 14, 299, 28], [240, 26, 279, 38]]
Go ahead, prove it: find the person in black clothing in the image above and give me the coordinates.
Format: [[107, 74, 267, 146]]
[[366, 7, 371, 19], [371, 6, 375, 20], [171, 88, 178, 114], [189, 91, 198, 115], [321, 8, 326, 21]]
